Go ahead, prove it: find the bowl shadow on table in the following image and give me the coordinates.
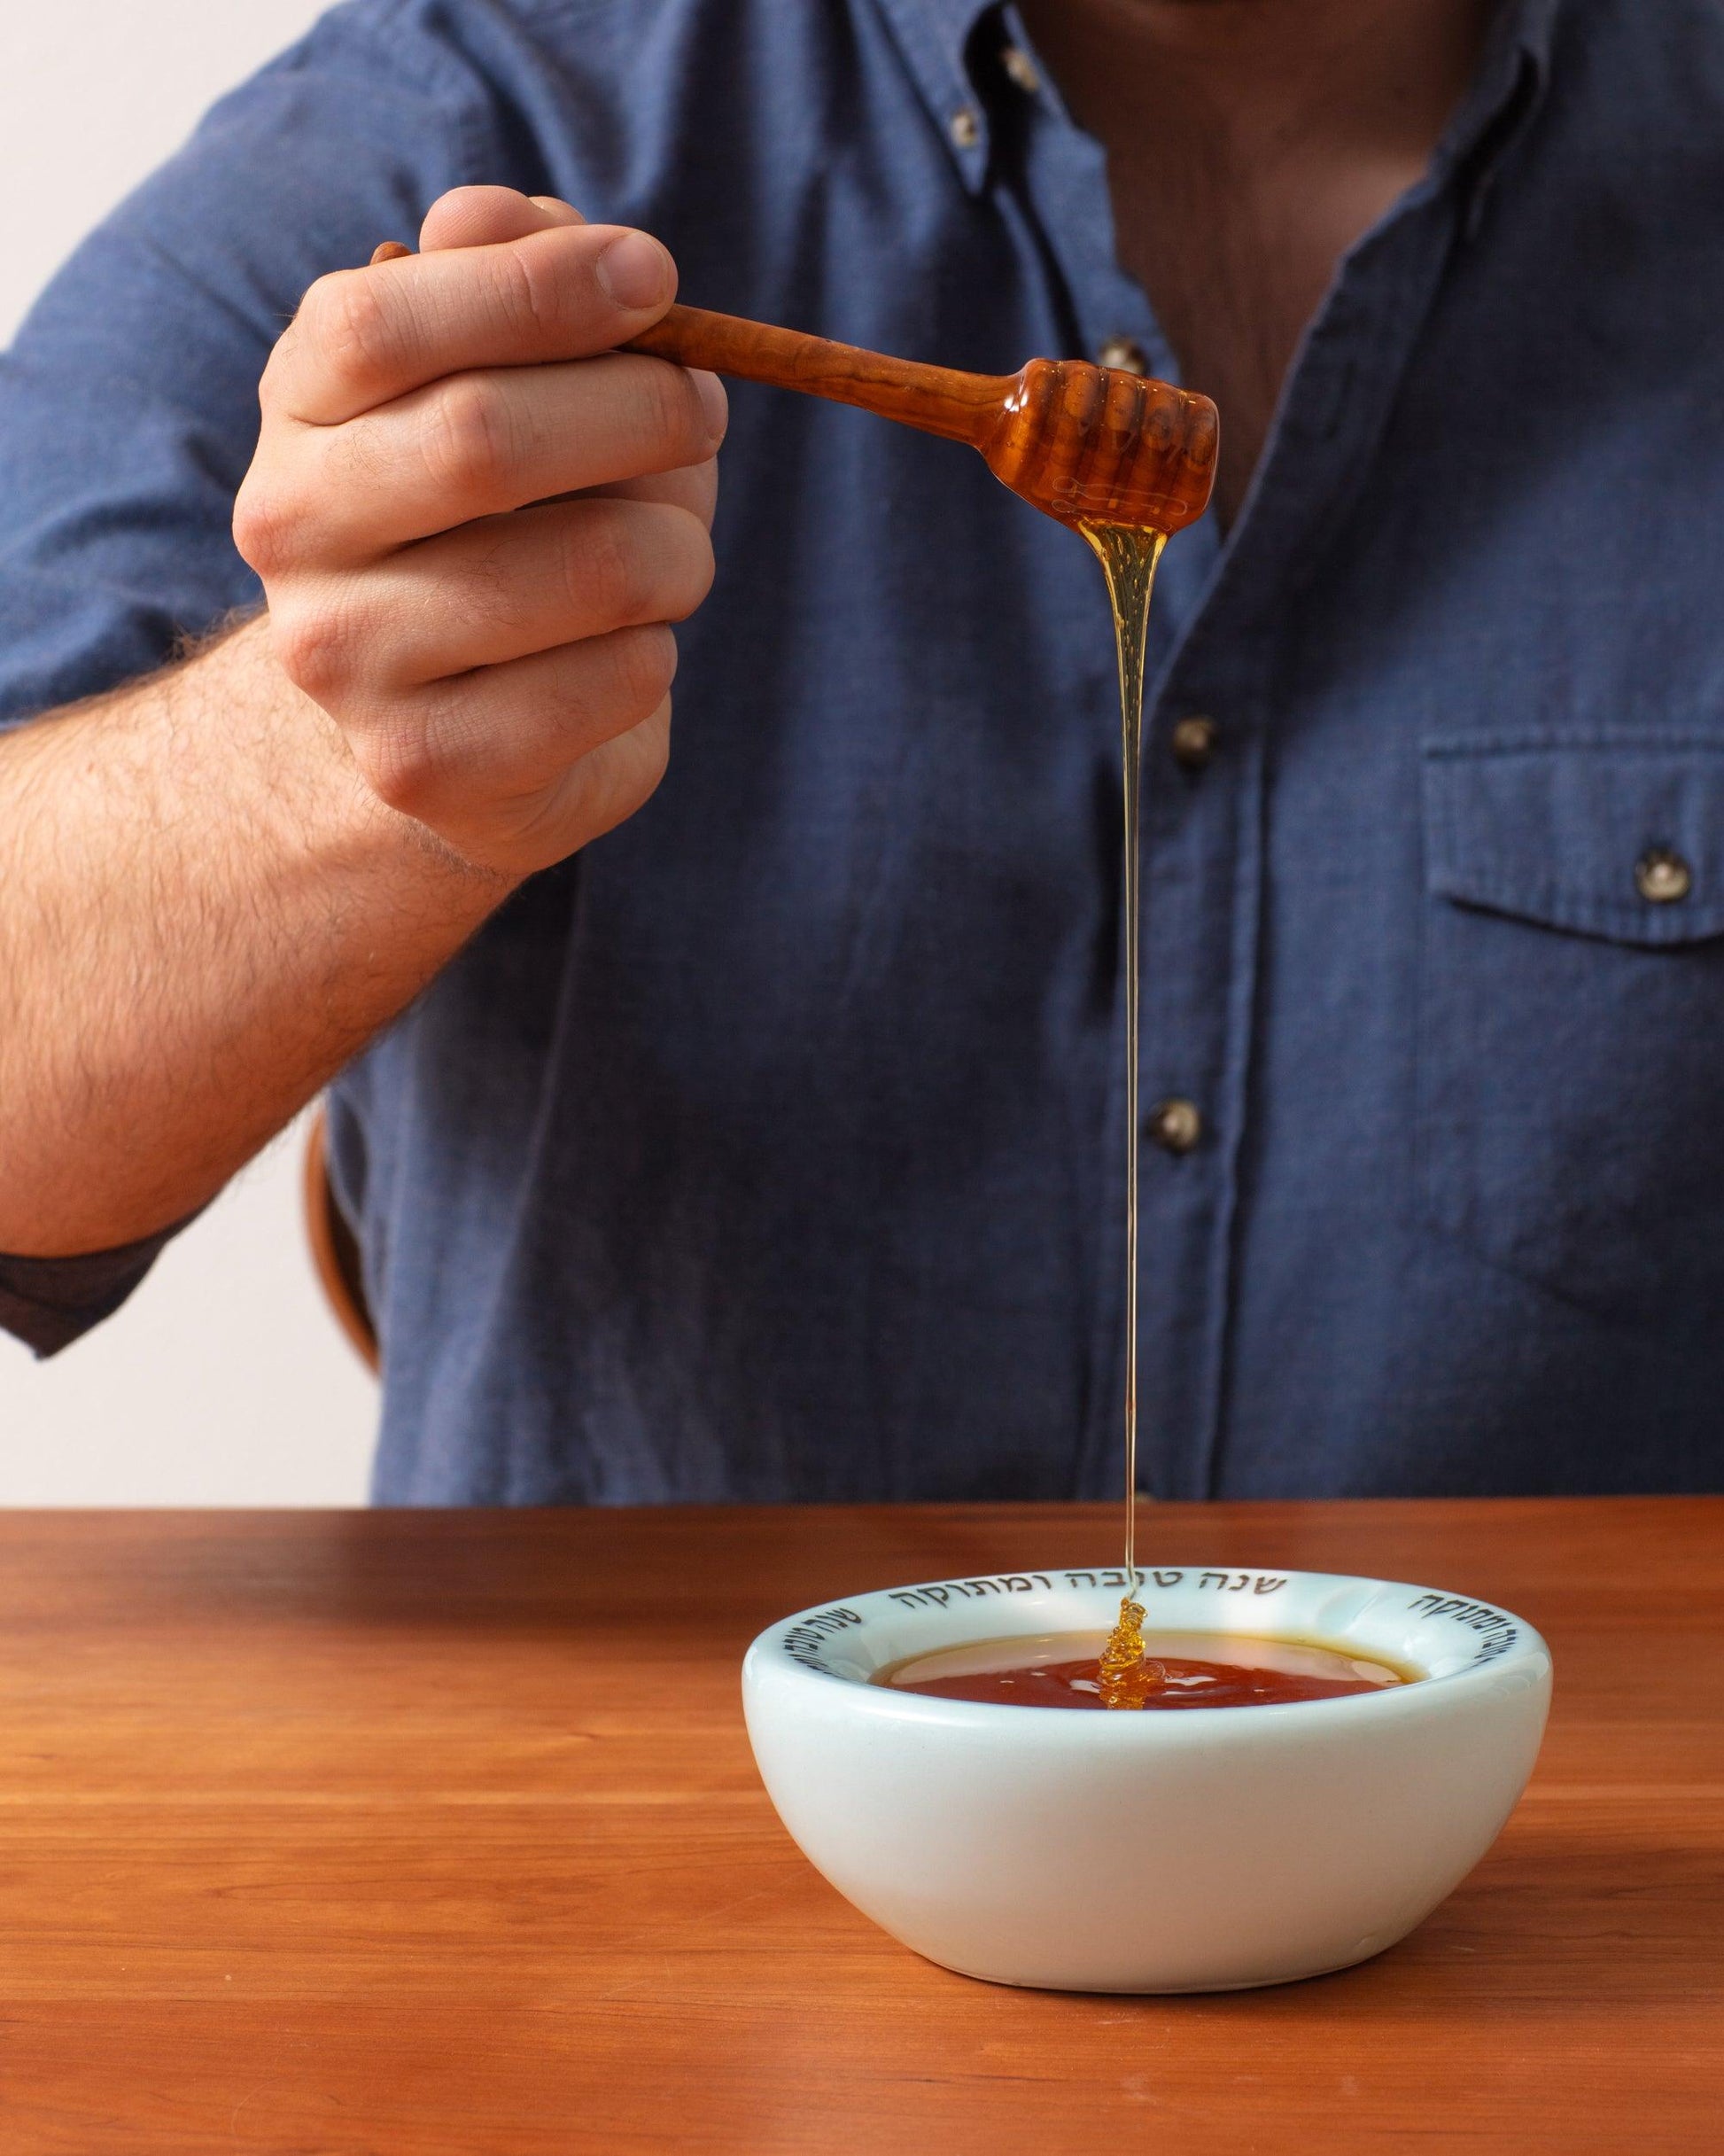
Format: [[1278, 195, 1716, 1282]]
[[632, 1781, 1720, 2025], [1005, 1820, 1723, 2022], [573, 1824, 1724, 2149]]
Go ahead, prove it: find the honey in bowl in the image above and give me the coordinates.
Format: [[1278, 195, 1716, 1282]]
[[875, 1631, 1414, 1711]]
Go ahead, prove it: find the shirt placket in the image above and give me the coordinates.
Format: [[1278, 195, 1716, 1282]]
[[987, 34, 1496, 1500]]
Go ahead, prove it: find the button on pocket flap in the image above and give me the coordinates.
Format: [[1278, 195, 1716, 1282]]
[[1422, 736, 1724, 946]]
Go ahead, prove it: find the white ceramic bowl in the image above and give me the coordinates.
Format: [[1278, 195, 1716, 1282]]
[[742, 1563, 1550, 1993]]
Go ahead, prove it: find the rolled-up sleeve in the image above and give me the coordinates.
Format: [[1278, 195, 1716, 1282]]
[[0, 1229, 181, 1357], [0, 4, 509, 1350]]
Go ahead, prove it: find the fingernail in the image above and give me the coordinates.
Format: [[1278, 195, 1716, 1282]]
[[694, 370, 728, 446], [596, 231, 672, 311]]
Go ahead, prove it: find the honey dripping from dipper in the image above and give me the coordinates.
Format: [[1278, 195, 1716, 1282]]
[[622, 315, 1215, 1689], [1076, 520, 1167, 1709]]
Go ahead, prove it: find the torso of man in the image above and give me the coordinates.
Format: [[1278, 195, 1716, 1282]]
[[6, 0, 1724, 1507], [1019, 0, 1493, 522]]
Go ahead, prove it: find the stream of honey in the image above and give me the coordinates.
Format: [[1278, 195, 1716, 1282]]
[[873, 499, 1413, 1716], [879, 510, 1411, 1717], [1076, 520, 1168, 1711]]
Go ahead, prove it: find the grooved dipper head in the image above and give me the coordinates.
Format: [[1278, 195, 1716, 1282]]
[[983, 357, 1218, 533]]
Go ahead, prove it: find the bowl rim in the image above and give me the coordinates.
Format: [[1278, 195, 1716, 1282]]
[[742, 1564, 1551, 1731]]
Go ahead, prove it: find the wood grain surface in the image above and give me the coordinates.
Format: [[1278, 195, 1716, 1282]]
[[0, 1499, 1719, 2153], [623, 307, 1219, 532]]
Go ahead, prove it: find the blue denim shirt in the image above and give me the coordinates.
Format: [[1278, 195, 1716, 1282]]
[[4, 0, 1721, 1501]]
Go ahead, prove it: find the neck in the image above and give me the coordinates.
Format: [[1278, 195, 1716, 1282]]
[[1019, 0, 1494, 520], [1023, 0, 1491, 146]]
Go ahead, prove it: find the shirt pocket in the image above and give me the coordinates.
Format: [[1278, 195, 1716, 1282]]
[[1417, 734, 1724, 1324]]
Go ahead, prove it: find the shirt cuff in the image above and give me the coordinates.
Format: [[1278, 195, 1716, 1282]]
[[0, 1226, 177, 1356]]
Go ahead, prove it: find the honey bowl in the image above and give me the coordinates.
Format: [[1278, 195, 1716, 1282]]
[[742, 1565, 1551, 1993]]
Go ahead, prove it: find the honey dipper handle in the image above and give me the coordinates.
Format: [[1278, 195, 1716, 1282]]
[[623, 304, 1011, 448]]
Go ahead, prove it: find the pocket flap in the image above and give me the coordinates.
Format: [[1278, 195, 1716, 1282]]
[[1422, 735, 1724, 946]]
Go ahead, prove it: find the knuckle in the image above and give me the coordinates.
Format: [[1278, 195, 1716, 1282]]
[[562, 503, 713, 632], [232, 477, 296, 577], [300, 270, 400, 400], [255, 339, 292, 417], [671, 516, 717, 616], [497, 244, 562, 342], [422, 376, 511, 495], [596, 707, 673, 830], [357, 716, 447, 822], [565, 510, 647, 627], [635, 362, 707, 464], [634, 707, 672, 790], [269, 602, 345, 704], [611, 622, 678, 716]]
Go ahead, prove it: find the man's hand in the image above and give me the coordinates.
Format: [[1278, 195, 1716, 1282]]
[[0, 185, 726, 1257], [234, 186, 726, 876]]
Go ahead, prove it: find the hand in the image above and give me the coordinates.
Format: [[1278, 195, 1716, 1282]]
[[233, 187, 726, 876]]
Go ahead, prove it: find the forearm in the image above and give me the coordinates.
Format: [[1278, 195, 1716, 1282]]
[[0, 191, 718, 1261], [0, 613, 514, 1255]]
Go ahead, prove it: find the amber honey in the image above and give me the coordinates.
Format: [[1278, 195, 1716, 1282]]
[[1076, 519, 1168, 1704], [876, 1631, 1412, 1711]]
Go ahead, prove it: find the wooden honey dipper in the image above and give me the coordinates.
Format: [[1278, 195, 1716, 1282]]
[[624, 305, 1218, 534], [368, 243, 1218, 534]]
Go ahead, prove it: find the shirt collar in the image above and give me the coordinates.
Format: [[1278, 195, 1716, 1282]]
[[1433, 0, 1564, 233], [871, 0, 1566, 202]]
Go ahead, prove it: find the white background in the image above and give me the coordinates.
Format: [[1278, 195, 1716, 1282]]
[[0, 2, 378, 1503]]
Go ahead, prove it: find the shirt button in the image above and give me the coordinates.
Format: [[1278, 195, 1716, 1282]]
[[1170, 714, 1218, 772], [1001, 44, 1041, 94], [1146, 1099, 1202, 1155], [1098, 334, 1147, 377], [948, 105, 981, 149], [1635, 847, 1692, 904]]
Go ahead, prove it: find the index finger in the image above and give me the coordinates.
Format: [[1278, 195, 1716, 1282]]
[[263, 222, 679, 427]]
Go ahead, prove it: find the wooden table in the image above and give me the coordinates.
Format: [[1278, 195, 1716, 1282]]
[[1, 1500, 1719, 2152]]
